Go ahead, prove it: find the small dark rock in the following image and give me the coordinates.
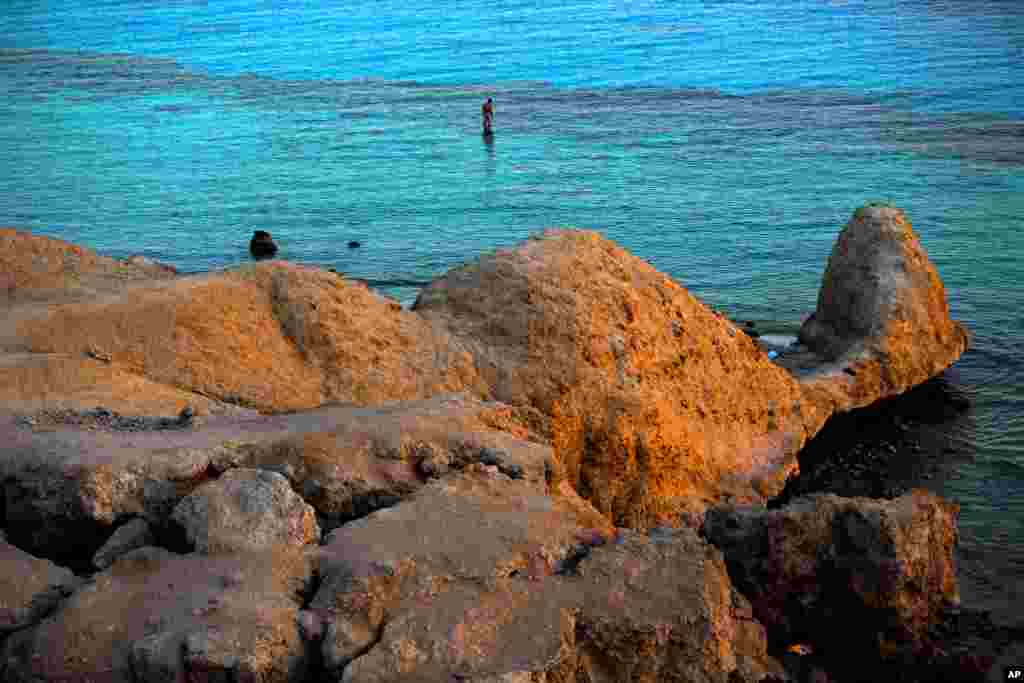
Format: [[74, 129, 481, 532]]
[[347, 240, 361, 249], [249, 230, 278, 259]]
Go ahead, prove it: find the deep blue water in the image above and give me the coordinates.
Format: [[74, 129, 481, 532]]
[[2, 0, 1022, 623]]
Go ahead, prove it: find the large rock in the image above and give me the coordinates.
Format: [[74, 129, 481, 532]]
[[239, 396, 554, 531], [785, 205, 970, 414], [10, 256, 483, 412], [313, 465, 615, 677], [0, 228, 176, 307], [313, 468, 781, 682], [569, 527, 783, 683], [2, 546, 314, 683], [702, 490, 959, 671], [0, 394, 549, 569], [414, 229, 816, 529], [171, 468, 320, 554], [0, 540, 81, 635]]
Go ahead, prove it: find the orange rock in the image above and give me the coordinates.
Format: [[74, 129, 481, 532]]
[[784, 205, 970, 416], [415, 229, 812, 528]]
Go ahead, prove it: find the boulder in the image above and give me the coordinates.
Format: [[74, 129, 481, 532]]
[[92, 517, 155, 570], [249, 229, 278, 258], [0, 228, 177, 307], [312, 466, 615, 677], [170, 468, 320, 554], [702, 489, 959, 672], [783, 205, 970, 415], [237, 394, 553, 532], [414, 229, 815, 529], [0, 394, 550, 569], [11, 258, 483, 412], [569, 527, 784, 683], [2, 546, 314, 682], [0, 540, 81, 635], [313, 470, 781, 682]]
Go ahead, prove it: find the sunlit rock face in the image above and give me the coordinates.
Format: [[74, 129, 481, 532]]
[[788, 205, 969, 416], [415, 229, 813, 529]]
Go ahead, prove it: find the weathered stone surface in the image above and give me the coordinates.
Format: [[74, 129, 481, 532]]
[[313, 465, 614, 677], [570, 527, 784, 683], [2, 546, 314, 683], [0, 228, 177, 306], [782, 206, 970, 415], [0, 220, 973, 682], [702, 490, 959, 669], [414, 229, 816, 530], [92, 517, 155, 570], [236, 394, 553, 531], [0, 540, 81, 635], [171, 468, 320, 554], [11, 254, 483, 413], [0, 394, 548, 568], [313, 467, 781, 682]]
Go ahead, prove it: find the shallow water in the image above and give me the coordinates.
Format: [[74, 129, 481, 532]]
[[2, 0, 1022, 624]]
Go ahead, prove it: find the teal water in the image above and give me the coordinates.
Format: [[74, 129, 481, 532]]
[[2, 0, 1022, 623]]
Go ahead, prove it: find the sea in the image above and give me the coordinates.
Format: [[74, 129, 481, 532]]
[[1, 0, 1022, 627]]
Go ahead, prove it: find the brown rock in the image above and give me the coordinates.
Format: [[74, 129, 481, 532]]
[[11, 259, 483, 412], [315, 477, 781, 682], [702, 489, 959, 669], [571, 527, 784, 683], [171, 468, 320, 554], [0, 394, 552, 568], [414, 229, 813, 528], [313, 466, 614, 677], [0, 228, 177, 307], [2, 545, 314, 683], [0, 540, 81, 635], [784, 205, 970, 415]]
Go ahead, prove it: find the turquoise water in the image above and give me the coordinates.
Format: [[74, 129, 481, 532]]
[[2, 0, 1022, 622]]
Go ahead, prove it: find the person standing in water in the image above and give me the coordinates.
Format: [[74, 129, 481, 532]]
[[482, 97, 494, 135]]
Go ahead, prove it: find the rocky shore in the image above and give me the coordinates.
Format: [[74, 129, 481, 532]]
[[0, 206, 1006, 682]]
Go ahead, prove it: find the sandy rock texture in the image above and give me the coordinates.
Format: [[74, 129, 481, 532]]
[[702, 490, 959, 673], [7, 245, 482, 414], [171, 468, 321, 554], [414, 229, 814, 529], [0, 206, 974, 682], [2, 546, 314, 683], [313, 466, 779, 682], [781, 205, 970, 415], [0, 394, 545, 570]]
